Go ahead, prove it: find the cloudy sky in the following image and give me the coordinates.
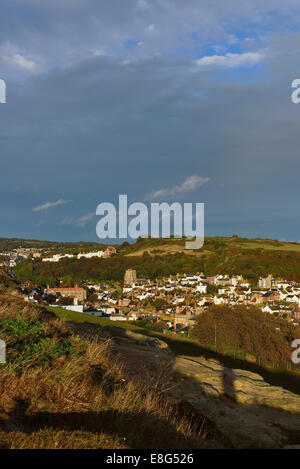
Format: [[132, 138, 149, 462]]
[[1, 0, 300, 242]]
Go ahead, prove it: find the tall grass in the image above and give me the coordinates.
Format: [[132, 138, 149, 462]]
[[0, 295, 216, 449]]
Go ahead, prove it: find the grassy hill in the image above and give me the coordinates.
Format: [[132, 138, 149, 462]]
[[0, 296, 214, 449], [0, 237, 107, 254], [13, 236, 300, 285]]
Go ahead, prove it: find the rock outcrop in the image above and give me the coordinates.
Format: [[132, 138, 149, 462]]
[[168, 356, 300, 448], [69, 322, 300, 448]]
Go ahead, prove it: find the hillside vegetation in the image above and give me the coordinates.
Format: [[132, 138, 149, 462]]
[[0, 296, 212, 449], [192, 305, 300, 369], [14, 236, 300, 285], [0, 237, 103, 253]]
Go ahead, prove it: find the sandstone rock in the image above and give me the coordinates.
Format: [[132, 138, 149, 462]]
[[69, 322, 300, 448], [167, 355, 300, 448]]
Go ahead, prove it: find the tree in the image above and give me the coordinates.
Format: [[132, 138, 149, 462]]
[[57, 296, 74, 306], [192, 304, 300, 368], [152, 298, 167, 311]]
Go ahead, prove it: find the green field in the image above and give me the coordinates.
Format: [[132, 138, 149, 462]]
[[236, 241, 300, 252]]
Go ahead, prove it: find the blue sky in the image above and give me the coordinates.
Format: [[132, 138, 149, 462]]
[[1, 0, 300, 242]]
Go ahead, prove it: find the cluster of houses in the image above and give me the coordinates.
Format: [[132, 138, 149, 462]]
[[0, 246, 117, 268], [23, 270, 300, 333], [42, 246, 116, 262], [0, 248, 42, 268]]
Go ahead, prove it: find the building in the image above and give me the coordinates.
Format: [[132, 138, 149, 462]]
[[46, 287, 87, 301], [174, 308, 196, 327], [258, 274, 273, 289], [104, 246, 117, 257], [124, 269, 137, 286], [78, 250, 105, 259], [43, 254, 74, 262], [51, 304, 84, 313]]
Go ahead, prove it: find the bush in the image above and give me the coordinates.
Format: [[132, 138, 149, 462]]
[[192, 305, 300, 368], [0, 316, 83, 371]]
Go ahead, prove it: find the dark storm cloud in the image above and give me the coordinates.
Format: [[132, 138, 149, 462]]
[[1, 1, 300, 240]]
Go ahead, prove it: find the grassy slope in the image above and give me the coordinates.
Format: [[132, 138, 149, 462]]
[[0, 297, 214, 449], [122, 237, 300, 256], [0, 237, 108, 253], [14, 236, 300, 285], [49, 307, 300, 396], [3, 235, 300, 254]]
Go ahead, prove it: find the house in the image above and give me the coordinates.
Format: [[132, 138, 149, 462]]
[[258, 274, 273, 289], [52, 304, 84, 313], [195, 283, 207, 294], [127, 311, 142, 321], [46, 287, 87, 301], [104, 246, 117, 257], [118, 298, 131, 307], [285, 294, 299, 303], [174, 308, 196, 327], [213, 295, 225, 305], [78, 250, 105, 259], [98, 304, 116, 315], [262, 305, 274, 314], [214, 275, 231, 286], [109, 314, 127, 321]]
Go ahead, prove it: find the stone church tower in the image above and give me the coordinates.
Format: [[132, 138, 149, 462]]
[[124, 269, 137, 286]]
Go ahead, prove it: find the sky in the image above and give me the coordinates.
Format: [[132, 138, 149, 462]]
[[1, 0, 300, 243]]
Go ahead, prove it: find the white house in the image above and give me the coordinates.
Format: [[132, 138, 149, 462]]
[[262, 305, 273, 314], [195, 283, 207, 294], [78, 250, 105, 259]]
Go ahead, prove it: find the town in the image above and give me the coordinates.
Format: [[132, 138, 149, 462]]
[[1, 243, 299, 334], [43, 270, 299, 331]]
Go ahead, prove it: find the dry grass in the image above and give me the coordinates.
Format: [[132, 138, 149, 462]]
[[0, 295, 217, 449], [0, 429, 126, 449], [124, 243, 208, 257]]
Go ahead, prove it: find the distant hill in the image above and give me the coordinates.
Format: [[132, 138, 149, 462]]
[[12, 235, 300, 285], [120, 236, 300, 257], [0, 237, 108, 253]]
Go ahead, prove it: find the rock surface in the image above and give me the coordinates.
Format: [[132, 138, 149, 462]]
[[69, 322, 300, 448], [168, 356, 300, 448]]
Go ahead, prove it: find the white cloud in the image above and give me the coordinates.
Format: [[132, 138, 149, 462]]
[[59, 217, 73, 225], [9, 54, 37, 71], [0, 42, 40, 75], [76, 212, 95, 227], [32, 199, 71, 212], [147, 24, 156, 32], [195, 51, 263, 68], [148, 175, 210, 200]]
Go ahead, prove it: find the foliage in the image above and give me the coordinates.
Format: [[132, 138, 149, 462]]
[[14, 237, 300, 285], [0, 316, 82, 371], [192, 305, 300, 368], [0, 296, 211, 449]]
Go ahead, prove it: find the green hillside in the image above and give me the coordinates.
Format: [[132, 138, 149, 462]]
[[0, 237, 106, 253], [13, 236, 300, 285]]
